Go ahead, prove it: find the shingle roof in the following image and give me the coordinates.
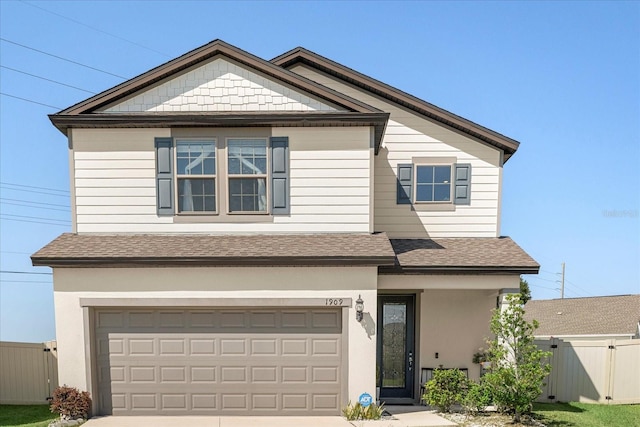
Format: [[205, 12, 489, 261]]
[[386, 237, 539, 274], [31, 233, 396, 267], [524, 295, 640, 337]]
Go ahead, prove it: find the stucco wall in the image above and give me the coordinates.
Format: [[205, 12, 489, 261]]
[[53, 266, 378, 404]]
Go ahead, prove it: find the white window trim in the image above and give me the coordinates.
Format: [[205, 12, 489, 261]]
[[225, 137, 270, 215], [412, 156, 455, 205], [175, 138, 218, 215]]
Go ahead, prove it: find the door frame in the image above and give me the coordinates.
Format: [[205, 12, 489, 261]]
[[376, 293, 418, 404]]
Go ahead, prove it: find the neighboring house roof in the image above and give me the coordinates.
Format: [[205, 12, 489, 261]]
[[272, 47, 520, 161], [31, 233, 397, 267], [524, 295, 640, 337], [384, 237, 539, 274], [48, 39, 389, 151]]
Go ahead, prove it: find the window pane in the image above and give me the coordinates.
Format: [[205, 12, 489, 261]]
[[416, 184, 433, 202], [416, 166, 434, 184], [178, 178, 215, 212], [433, 184, 451, 201], [434, 166, 451, 184], [229, 178, 267, 212], [228, 139, 267, 175], [176, 141, 216, 176]]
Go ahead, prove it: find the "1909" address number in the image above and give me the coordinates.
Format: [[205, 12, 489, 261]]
[[325, 298, 344, 306]]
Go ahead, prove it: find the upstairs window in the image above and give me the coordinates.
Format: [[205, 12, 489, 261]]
[[415, 165, 452, 203], [227, 139, 268, 213], [397, 161, 471, 207], [176, 140, 216, 213]]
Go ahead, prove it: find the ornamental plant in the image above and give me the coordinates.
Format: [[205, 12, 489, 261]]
[[50, 385, 92, 420], [422, 368, 468, 412], [483, 293, 551, 423], [342, 401, 385, 420]]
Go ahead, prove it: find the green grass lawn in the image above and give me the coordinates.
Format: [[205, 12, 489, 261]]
[[533, 402, 640, 427], [0, 405, 58, 427]]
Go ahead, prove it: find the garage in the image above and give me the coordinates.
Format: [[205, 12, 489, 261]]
[[94, 307, 344, 415]]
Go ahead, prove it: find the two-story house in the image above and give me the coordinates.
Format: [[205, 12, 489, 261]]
[[32, 40, 539, 417]]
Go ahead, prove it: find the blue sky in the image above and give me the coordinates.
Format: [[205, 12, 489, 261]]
[[0, 1, 638, 342]]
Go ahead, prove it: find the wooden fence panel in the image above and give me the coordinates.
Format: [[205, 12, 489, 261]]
[[0, 341, 58, 404]]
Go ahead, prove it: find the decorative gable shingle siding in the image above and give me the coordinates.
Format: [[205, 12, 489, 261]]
[[71, 126, 372, 233], [288, 65, 502, 238], [101, 58, 341, 113]]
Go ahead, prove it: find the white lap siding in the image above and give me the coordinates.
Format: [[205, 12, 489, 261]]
[[289, 65, 503, 238], [71, 127, 372, 233]]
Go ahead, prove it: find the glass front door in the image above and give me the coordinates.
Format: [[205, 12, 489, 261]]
[[377, 295, 415, 401]]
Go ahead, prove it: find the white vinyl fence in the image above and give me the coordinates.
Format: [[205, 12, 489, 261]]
[[536, 338, 640, 404], [0, 341, 58, 404]]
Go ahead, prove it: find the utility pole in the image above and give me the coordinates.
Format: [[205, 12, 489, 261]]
[[560, 262, 565, 299]]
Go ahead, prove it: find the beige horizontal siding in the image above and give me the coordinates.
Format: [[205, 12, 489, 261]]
[[290, 65, 502, 238], [72, 127, 372, 233]]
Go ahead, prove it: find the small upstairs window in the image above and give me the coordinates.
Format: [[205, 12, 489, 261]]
[[397, 160, 471, 207], [415, 165, 452, 203], [176, 140, 216, 213]]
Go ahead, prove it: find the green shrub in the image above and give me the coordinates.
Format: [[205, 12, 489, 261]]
[[422, 368, 468, 412], [342, 401, 385, 420], [50, 385, 92, 420], [462, 380, 493, 414]]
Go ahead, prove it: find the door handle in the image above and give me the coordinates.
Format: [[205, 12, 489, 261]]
[[408, 351, 413, 372]]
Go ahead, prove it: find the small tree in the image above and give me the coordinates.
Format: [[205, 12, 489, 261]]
[[519, 278, 531, 304], [484, 294, 551, 423]]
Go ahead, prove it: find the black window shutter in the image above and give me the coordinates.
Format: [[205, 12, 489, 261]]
[[270, 136, 289, 215], [155, 137, 174, 216], [454, 163, 471, 205], [397, 164, 413, 205]]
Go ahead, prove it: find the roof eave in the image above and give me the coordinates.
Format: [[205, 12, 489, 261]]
[[48, 111, 390, 153], [32, 255, 397, 268], [379, 265, 540, 275], [272, 48, 521, 162]]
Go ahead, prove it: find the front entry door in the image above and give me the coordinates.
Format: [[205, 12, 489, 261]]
[[377, 295, 415, 402]]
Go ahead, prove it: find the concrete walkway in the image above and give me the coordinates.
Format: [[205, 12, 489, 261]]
[[83, 407, 455, 427]]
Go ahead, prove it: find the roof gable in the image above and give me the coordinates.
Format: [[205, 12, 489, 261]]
[[99, 56, 342, 113], [272, 47, 521, 161], [56, 40, 380, 116]]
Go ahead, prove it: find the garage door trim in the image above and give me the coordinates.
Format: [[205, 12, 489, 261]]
[[80, 297, 352, 308], [84, 302, 350, 416]]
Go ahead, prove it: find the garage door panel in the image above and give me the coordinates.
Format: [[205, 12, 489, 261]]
[[95, 308, 343, 415]]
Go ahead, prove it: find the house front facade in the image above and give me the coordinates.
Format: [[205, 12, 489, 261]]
[[32, 40, 539, 416]]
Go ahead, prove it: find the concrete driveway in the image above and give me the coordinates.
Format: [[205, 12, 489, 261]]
[[83, 407, 456, 427]]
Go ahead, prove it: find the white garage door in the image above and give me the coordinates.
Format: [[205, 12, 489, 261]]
[[94, 308, 343, 415]]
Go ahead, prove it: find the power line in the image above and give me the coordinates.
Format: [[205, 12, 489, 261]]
[[1, 65, 96, 94], [19, 0, 170, 58], [0, 213, 70, 223], [0, 186, 70, 198], [0, 251, 33, 255], [0, 197, 70, 208], [0, 280, 52, 284], [0, 270, 52, 275], [0, 182, 69, 194], [0, 37, 127, 79], [0, 92, 61, 109], [1, 201, 70, 212], [0, 217, 71, 227]]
